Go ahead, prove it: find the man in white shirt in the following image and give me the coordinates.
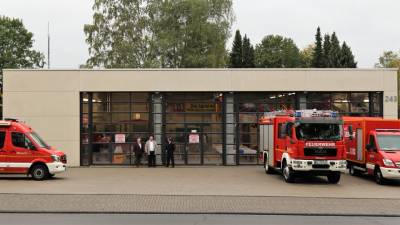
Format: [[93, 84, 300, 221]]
[[145, 135, 158, 167]]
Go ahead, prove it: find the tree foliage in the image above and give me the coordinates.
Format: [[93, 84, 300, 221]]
[[322, 34, 331, 67], [329, 32, 342, 68], [311, 27, 324, 68], [340, 42, 357, 68], [0, 16, 45, 118], [311, 27, 357, 68], [84, 0, 234, 68], [254, 35, 301, 68], [0, 16, 45, 75], [300, 44, 314, 68], [229, 30, 242, 68], [242, 34, 255, 68], [375, 51, 400, 68]]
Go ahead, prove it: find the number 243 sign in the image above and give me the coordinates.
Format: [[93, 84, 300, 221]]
[[385, 96, 398, 103]]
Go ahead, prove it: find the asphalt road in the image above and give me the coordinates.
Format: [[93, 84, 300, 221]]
[[0, 214, 399, 225]]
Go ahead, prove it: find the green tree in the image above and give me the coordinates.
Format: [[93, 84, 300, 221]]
[[340, 42, 357, 68], [254, 35, 302, 68], [375, 50, 400, 118], [84, 0, 153, 68], [0, 16, 45, 118], [375, 51, 400, 68], [242, 34, 255, 68], [229, 30, 243, 68], [84, 0, 234, 68], [329, 32, 342, 67], [311, 27, 324, 68], [322, 34, 331, 67], [300, 44, 314, 68]]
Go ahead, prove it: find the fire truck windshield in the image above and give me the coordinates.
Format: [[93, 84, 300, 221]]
[[295, 123, 342, 141], [29, 132, 50, 149], [377, 135, 400, 151]]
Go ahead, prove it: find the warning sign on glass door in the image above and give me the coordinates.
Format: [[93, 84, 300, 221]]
[[189, 131, 199, 144]]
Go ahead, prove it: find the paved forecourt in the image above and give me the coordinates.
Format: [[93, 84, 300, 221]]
[[1, 166, 400, 215], [0, 166, 399, 198]]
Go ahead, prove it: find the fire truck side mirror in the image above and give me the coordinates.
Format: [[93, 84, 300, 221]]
[[348, 125, 354, 140]]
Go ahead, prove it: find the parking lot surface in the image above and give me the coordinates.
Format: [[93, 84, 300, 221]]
[[0, 166, 399, 198]]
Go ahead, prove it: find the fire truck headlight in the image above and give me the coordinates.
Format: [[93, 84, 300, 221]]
[[51, 155, 61, 162], [383, 158, 395, 167]]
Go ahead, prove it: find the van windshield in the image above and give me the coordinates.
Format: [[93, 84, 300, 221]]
[[377, 135, 400, 151], [28, 132, 50, 149], [296, 123, 342, 141]]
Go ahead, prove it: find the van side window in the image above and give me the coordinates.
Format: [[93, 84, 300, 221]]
[[0, 132, 5, 149], [278, 123, 286, 139], [12, 132, 26, 148]]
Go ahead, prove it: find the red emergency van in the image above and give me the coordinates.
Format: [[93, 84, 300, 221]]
[[259, 110, 347, 183], [344, 117, 400, 184], [0, 118, 66, 180]]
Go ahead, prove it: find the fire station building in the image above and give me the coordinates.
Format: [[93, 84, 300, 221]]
[[2, 69, 398, 167]]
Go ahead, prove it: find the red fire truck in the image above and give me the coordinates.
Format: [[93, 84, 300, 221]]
[[259, 110, 347, 183], [344, 117, 400, 184], [0, 118, 66, 180]]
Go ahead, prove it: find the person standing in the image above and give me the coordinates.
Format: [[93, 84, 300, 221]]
[[133, 137, 144, 167], [165, 137, 176, 168], [145, 135, 158, 167]]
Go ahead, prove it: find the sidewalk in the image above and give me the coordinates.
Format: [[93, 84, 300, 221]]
[[1, 167, 400, 215], [1, 194, 400, 216]]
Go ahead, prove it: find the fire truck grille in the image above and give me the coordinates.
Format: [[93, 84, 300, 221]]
[[60, 155, 67, 164], [304, 148, 337, 157]]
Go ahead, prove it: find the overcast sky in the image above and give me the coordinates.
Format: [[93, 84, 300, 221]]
[[1, 0, 399, 68]]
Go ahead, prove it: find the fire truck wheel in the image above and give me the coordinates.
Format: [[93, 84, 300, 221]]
[[30, 164, 49, 181], [264, 159, 274, 174], [327, 172, 341, 184], [349, 165, 358, 176], [374, 167, 386, 185], [282, 161, 295, 183]]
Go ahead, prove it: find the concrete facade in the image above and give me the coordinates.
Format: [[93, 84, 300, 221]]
[[3, 69, 398, 166]]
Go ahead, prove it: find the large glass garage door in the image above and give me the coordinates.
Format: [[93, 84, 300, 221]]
[[80, 91, 383, 166], [80, 92, 151, 166]]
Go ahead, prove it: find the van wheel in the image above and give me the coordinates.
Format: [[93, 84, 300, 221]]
[[374, 167, 386, 185], [327, 172, 341, 184], [31, 164, 49, 181], [282, 161, 295, 183]]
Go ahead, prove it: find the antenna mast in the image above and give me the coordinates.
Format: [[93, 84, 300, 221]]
[[47, 22, 50, 69]]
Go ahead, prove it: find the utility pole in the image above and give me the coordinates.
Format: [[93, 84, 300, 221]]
[[47, 22, 50, 69]]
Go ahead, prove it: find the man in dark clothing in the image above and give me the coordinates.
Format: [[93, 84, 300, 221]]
[[165, 137, 176, 168], [133, 137, 144, 167]]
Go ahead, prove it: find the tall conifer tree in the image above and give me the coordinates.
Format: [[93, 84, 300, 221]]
[[312, 27, 324, 68], [229, 30, 243, 68]]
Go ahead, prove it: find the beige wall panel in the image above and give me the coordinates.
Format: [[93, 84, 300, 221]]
[[3, 92, 79, 117], [383, 91, 399, 119], [382, 70, 398, 92], [4, 70, 80, 92], [13, 116, 80, 142], [304, 70, 383, 91], [229, 70, 307, 91], [79, 70, 232, 92]]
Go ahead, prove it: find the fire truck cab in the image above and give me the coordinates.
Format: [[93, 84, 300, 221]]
[[259, 110, 347, 183], [344, 117, 400, 184], [0, 118, 66, 180]]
